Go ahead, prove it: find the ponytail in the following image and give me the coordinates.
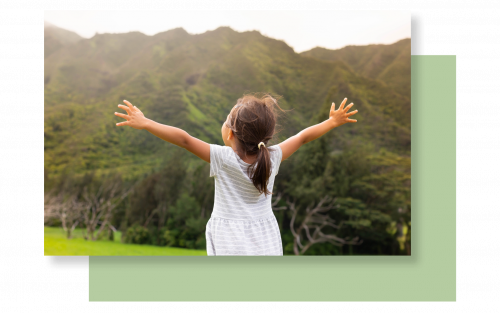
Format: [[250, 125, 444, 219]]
[[247, 142, 272, 197]]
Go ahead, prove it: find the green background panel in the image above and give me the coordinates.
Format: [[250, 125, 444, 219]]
[[89, 55, 456, 301]]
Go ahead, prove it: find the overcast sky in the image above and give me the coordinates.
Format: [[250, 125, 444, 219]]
[[44, 10, 410, 53]]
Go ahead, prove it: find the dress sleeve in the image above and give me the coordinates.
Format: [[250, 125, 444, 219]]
[[210, 144, 228, 177], [270, 145, 283, 176]]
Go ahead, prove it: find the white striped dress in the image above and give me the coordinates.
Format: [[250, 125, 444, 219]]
[[206, 144, 283, 256]]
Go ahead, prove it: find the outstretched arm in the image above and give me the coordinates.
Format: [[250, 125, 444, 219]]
[[278, 98, 358, 161], [115, 100, 210, 163]]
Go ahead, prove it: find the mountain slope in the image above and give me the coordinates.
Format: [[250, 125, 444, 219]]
[[44, 22, 83, 59], [300, 38, 411, 98], [44, 26, 411, 180]]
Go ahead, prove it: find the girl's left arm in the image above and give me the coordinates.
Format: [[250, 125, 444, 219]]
[[115, 100, 210, 163], [278, 98, 358, 161]]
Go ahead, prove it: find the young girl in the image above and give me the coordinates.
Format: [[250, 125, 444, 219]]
[[115, 94, 358, 255]]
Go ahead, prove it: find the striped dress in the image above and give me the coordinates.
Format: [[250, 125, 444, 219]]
[[206, 144, 283, 256]]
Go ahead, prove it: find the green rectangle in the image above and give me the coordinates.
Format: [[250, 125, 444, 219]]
[[89, 55, 456, 301]]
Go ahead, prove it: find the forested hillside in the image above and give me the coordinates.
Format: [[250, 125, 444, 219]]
[[44, 22, 83, 59], [44, 26, 410, 178], [300, 38, 411, 99], [44, 25, 411, 255]]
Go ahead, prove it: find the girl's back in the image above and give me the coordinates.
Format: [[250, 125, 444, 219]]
[[206, 144, 283, 255]]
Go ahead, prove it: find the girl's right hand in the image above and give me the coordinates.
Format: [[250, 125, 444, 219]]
[[115, 100, 150, 130]]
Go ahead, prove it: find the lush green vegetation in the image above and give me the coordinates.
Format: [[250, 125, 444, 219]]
[[44, 21, 83, 59], [44, 24, 411, 255], [44, 227, 206, 256], [300, 38, 411, 99]]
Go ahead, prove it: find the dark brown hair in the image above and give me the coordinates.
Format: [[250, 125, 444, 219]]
[[225, 92, 286, 197]]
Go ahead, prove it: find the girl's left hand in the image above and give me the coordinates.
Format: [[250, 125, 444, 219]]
[[329, 98, 358, 126], [115, 100, 149, 130]]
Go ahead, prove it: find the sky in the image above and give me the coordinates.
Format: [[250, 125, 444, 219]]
[[44, 10, 411, 53]]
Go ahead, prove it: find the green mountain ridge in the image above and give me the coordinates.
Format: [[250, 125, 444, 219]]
[[44, 22, 84, 59], [44, 25, 410, 181], [300, 38, 411, 98]]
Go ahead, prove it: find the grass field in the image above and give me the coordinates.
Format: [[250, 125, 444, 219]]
[[44, 227, 207, 256]]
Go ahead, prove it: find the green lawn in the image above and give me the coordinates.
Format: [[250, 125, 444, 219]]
[[44, 227, 207, 256]]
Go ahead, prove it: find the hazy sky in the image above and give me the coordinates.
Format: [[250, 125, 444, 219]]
[[44, 10, 410, 53]]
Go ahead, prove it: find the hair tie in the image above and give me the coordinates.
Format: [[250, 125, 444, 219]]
[[258, 142, 266, 149]]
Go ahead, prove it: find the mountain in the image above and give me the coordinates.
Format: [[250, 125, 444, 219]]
[[44, 25, 411, 181], [300, 38, 411, 99], [44, 21, 83, 59]]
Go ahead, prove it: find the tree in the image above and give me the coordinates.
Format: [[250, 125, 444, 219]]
[[80, 173, 137, 240], [273, 193, 362, 255], [44, 188, 83, 239]]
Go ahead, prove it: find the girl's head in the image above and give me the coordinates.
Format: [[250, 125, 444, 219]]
[[222, 93, 285, 196]]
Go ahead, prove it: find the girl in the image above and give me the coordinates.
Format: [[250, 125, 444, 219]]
[[115, 94, 358, 255]]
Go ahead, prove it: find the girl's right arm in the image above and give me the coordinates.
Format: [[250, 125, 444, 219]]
[[115, 100, 210, 163], [278, 98, 358, 161]]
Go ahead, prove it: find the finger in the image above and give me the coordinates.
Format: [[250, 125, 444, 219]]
[[346, 118, 357, 123], [344, 103, 354, 111], [118, 104, 131, 114], [114, 112, 130, 120], [330, 102, 336, 111], [123, 100, 135, 111], [116, 121, 129, 126], [346, 110, 358, 117], [339, 98, 348, 110]]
